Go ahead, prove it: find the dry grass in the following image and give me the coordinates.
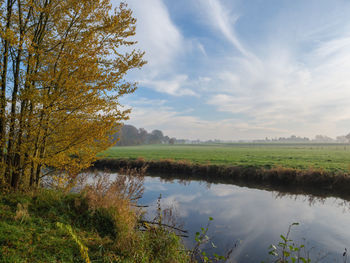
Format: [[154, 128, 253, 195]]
[[0, 167, 190, 263], [83, 170, 144, 210], [14, 203, 29, 222], [79, 168, 146, 253]]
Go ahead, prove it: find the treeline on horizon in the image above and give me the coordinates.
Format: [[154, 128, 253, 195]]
[[112, 125, 179, 146], [112, 126, 350, 146], [254, 134, 350, 143]]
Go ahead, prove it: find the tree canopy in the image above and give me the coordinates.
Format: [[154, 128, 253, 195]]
[[112, 125, 176, 146], [0, 0, 145, 189]]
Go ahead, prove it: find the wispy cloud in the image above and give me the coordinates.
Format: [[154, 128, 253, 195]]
[[196, 0, 254, 58], [120, 0, 197, 96], [140, 74, 197, 96], [205, 26, 350, 135], [126, 103, 289, 140], [118, 0, 350, 139], [126, 0, 183, 69]]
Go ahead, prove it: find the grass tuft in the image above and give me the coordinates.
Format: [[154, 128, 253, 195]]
[[0, 171, 190, 262]]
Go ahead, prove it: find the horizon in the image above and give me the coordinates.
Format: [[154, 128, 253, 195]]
[[117, 124, 350, 142], [114, 0, 350, 141]]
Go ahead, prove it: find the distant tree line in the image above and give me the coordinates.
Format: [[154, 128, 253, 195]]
[[255, 134, 350, 143], [112, 125, 177, 146], [254, 135, 310, 143], [112, 128, 350, 146]]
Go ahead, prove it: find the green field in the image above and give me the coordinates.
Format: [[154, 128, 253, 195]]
[[101, 143, 350, 172]]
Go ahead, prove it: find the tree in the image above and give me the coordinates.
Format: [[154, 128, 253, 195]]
[[149, 129, 164, 144], [163, 135, 170, 144], [169, 138, 175, 145], [118, 125, 140, 146], [345, 133, 350, 143], [0, 0, 145, 189], [138, 128, 148, 144]]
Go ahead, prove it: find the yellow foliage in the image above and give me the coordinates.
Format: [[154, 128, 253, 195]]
[[0, 0, 145, 189]]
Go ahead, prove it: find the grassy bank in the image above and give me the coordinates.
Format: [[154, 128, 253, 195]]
[[93, 158, 350, 200], [0, 188, 189, 262], [101, 143, 350, 172]]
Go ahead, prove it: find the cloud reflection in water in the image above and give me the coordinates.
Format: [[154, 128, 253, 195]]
[[140, 176, 350, 262]]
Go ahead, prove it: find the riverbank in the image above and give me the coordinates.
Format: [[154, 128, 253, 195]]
[[101, 144, 350, 172], [94, 158, 350, 200], [0, 188, 189, 262]]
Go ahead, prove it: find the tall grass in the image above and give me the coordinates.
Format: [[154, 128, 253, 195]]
[[0, 169, 190, 262]]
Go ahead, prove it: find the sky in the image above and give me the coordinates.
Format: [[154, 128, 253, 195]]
[[114, 0, 350, 141]]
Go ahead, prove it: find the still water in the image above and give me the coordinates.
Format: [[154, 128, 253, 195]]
[[137, 175, 350, 263]]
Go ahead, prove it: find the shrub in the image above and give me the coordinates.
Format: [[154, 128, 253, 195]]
[[91, 208, 117, 239]]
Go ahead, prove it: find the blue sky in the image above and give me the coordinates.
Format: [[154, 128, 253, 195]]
[[114, 0, 350, 140]]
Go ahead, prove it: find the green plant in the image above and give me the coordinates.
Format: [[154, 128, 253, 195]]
[[191, 217, 226, 263], [0, 187, 192, 262], [91, 208, 117, 239], [56, 222, 91, 263], [266, 223, 310, 263]]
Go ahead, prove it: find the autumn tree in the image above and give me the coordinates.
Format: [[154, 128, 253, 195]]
[[0, 0, 145, 190]]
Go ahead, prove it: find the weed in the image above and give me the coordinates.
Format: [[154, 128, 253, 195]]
[[14, 203, 29, 223], [56, 222, 91, 263], [191, 217, 227, 263]]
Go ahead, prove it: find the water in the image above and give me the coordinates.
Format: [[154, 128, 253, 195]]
[[137, 175, 350, 263]]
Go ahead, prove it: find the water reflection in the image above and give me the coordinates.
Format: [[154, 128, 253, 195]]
[[140, 175, 350, 263], [149, 172, 350, 204], [83, 169, 350, 262], [156, 174, 350, 210]]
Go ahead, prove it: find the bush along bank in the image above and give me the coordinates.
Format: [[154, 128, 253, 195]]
[[0, 184, 190, 262], [93, 158, 350, 200]]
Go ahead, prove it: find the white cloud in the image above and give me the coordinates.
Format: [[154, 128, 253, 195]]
[[116, 0, 199, 96], [197, 42, 207, 56], [117, 0, 350, 139], [196, 0, 254, 58], [130, 97, 167, 107], [201, 18, 350, 138], [140, 74, 197, 96], [126, 104, 289, 140], [125, 0, 183, 69]]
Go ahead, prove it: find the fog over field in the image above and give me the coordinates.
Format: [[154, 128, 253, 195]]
[[114, 0, 350, 140]]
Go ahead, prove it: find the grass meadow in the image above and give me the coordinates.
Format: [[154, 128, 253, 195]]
[[101, 143, 350, 173]]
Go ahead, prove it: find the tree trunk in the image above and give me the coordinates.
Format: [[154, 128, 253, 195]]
[[0, 0, 14, 181]]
